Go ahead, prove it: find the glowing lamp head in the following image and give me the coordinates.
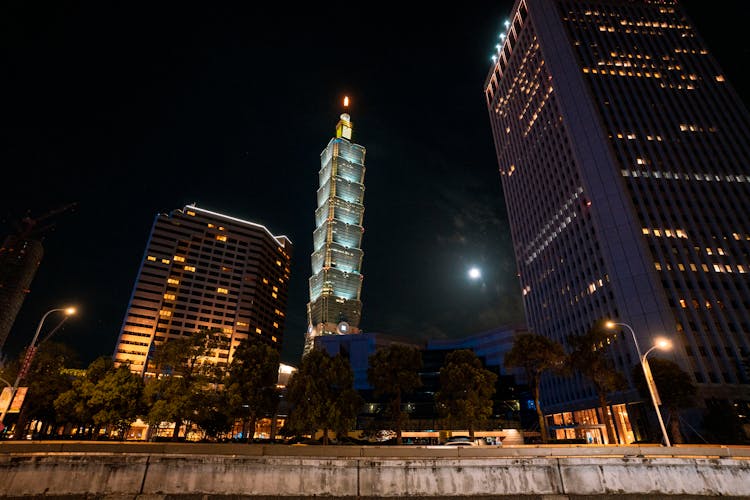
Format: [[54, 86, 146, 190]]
[[605, 321, 616, 329], [343, 96, 349, 108], [65, 307, 77, 316], [654, 337, 672, 350], [468, 267, 481, 280], [504, 19, 511, 28]]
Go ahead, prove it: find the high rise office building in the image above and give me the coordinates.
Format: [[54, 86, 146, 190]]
[[114, 204, 292, 375], [485, 0, 750, 441], [304, 103, 367, 355]]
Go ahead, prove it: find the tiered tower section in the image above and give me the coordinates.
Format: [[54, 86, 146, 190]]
[[304, 108, 366, 354]]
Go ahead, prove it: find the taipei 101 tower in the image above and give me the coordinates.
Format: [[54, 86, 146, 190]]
[[304, 98, 367, 355]]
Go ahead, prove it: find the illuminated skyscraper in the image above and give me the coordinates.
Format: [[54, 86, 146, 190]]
[[114, 204, 292, 375], [485, 0, 750, 442], [304, 102, 367, 355]]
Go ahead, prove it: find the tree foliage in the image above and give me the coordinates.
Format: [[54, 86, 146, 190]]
[[436, 350, 497, 439], [144, 328, 226, 440], [367, 344, 423, 444], [225, 340, 281, 441], [631, 357, 695, 444], [567, 321, 627, 444], [286, 349, 361, 445], [504, 333, 567, 443], [14, 342, 79, 438]]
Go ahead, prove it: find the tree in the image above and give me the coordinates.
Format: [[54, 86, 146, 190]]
[[225, 340, 281, 441], [504, 333, 567, 443], [367, 344, 423, 445], [567, 322, 627, 444], [144, 328, 226, 440], [436, 350, 497, 439], [286, 350, 361, 445], [14, 342, 79, 439], [631, 357, 695, 444], [89, 365, 145, 439], [54, 356, 115, 437]]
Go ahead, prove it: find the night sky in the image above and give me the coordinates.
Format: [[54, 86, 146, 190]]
[[2, 2, 749, 366]]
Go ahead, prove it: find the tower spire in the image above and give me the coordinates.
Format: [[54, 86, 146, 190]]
[[336, 96, 353, 140]]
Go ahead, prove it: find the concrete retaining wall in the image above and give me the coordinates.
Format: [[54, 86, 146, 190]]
[[2, 442, 750, 498]]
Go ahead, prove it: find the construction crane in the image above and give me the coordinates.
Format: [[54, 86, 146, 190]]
[[0, 203, 77, 352]]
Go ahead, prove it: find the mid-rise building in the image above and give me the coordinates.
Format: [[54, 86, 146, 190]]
[[304, 103, 367, 354], [485, 0, 750, 442], [113, 204, 292, 375]]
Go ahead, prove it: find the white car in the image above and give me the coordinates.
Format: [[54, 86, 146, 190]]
[[442, 437, 478, 446]]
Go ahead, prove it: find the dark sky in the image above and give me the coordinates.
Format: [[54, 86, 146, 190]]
[[2, 1, 749, 366]]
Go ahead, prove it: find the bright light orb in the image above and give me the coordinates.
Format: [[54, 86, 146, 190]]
[[468, 267, 481, 280], [655, 337, 673, 350]]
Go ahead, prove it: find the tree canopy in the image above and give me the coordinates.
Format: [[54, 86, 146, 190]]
[[368, 344, 423, 444], [504, 332, 567, 443], [144, 328, 226, 440], [225, 340, 281, 441], [568, 321, 627, 444], [436, 349, 497, 439], [286, 349, 361, 445]]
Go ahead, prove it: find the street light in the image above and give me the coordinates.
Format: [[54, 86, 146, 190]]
[[0, 306, 77, 431], [606, 321, 672, 447]]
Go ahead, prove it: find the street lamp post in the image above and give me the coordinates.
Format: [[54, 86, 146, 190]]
[[0, 307, 76, 431], [606, 321, 671, 447]]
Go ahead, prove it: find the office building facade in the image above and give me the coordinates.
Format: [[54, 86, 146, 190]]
[[114, 204, 292, 375], [304, 108, 367, 354], [485, 0, 750, 435]]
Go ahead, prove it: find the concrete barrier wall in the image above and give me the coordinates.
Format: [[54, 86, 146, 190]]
[[2, 443, 750, 498]]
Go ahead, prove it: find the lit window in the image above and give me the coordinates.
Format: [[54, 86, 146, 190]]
[[161, 258, 170, 265], [276, 260, 282, 266], [223, 327, 233, 334], [713, 264, 723, 273], [256, 328, 262, 334], [653, 229, 662, 237], [271, 292, 278, 299], [187, 210, 196, 216], [272, 286, 278, 292], [236, 321, 249, 327], [185, 265, 196, 272], [163, 293, 176, 301], [262, 278, 269, 284], [147, 256, 157, 261], [218, 226, 225, 231], [676, 229, 687, 238], [174, 255, 185, 262], [208, 223, 215, 228], [217, 287, 229, 294], [642, 228, 650, 235], [167, 278, 180, 285], [690, 264, 697, 271], [216, 235, 227, 242], [159, 309, 172, 317], [738, 265, 746, 274], [273, 322, 279, 328], [706, 248, 713, 255], [654, 262, 662, 271], [271, 336, 277, 342], [679, 299, 687, 308], [715, 75, 725, 82]]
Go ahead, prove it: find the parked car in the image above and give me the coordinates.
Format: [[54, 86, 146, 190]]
[[442, 436, 478, 446]]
